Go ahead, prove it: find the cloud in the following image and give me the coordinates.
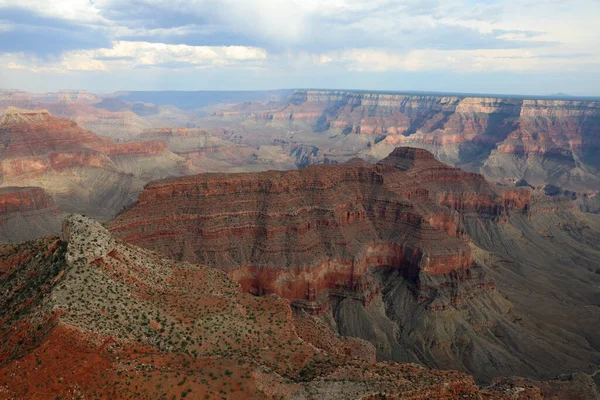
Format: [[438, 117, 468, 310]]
[[334, 48, 600, 73], [0, 6, 110, 56], [89, 0, 552, 53], [1, 41, 268, 72], [0, 0, 577, 58], [0, 0, 599, 94]]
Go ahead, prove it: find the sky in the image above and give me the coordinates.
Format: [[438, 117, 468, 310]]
[[0, 0, 599, 95]]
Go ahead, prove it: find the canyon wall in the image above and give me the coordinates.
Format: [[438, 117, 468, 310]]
[[213, 90, 600, 191], [0, 186, 64, 243], [110, 146, 514, 304], [109, 146, 600, 382], [0, 108, 192, 228], [3, 214, 574, 399]]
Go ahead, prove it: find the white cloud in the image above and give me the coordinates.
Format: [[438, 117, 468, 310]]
[[97, 41, 267, 65], [0, 0, 599, 92], [333, 48, 600, 73], [0, 41, 268, 72], [0, 0, 103, 22]]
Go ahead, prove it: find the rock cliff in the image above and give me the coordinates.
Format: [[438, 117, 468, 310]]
[[0, 214, 561, 399], [0, 186, 64, 243], [211, 90, 600, 191], [0, 108, 191, 231], [109, 146, 600, 383]]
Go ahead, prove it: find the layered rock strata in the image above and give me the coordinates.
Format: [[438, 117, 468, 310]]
[[0, 186, 64, 243], [109, 146, 600, 383], [110, 147, 513, 305], [0, 214, 559, 399], [212, 90, 600, 191], [0, 108, 190, 226]]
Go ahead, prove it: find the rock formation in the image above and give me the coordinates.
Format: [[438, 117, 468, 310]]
[[211, 90, 600, 191], [0, 214, 565, 399], [109, 147, 600, 383], [0, 90, 202, 141], [139, 127, 298, 172], [0, 108, 190, 230], [0, 186, 64, 243]]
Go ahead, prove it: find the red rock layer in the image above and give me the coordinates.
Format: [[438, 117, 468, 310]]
[[0, 108, 111, 158], [109, 147, 526, 306], [0, 186, 58, 215], [0, 108, 195, 222], [0, 108, 190, 179]]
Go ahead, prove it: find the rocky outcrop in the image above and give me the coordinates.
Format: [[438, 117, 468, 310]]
[[0, 108, 137, 220], [108, 148, 503, 367], [0, 108, 193, 225], [0, 107, 112, 157], [110, 147, 512, 301], [0, 214, 557, 399], [109, 147, 526, 305]]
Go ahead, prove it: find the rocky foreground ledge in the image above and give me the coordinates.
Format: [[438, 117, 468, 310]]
[[1, 214, 597, 398]]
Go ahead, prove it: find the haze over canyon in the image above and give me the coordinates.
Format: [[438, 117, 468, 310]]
[[0, 88, 599, 399]]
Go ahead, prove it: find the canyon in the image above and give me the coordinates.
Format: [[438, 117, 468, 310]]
[[0, 105, 309, 242], [0, 107, 195, 223], [138, 127, 298, 172], [208, 90, 600, 192], [4, 88, 599, 194], [0, 90, 599, 398], [1, 214, 581, 399], [0, 89, 200, 140], [109, 147, 600, 384]]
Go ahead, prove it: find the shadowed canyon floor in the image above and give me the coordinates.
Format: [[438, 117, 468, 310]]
[[110, 147, 600, 384]]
